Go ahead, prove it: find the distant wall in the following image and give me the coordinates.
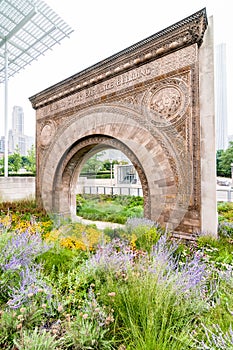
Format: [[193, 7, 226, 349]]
[[0, 177, 35, 202]]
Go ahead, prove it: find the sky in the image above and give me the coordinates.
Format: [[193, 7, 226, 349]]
[[0, 0, 232, 138]]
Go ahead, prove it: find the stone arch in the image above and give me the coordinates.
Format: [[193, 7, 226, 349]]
[[30, 9, 217, 237], [39, 105, 192, 231]]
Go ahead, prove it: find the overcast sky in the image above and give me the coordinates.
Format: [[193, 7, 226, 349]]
[[0, 0, 232, 137]]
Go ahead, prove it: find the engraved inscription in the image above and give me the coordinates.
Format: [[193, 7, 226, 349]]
[[37, 45, 196, 119]]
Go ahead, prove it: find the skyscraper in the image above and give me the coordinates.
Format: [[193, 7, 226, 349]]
[[12, 105, 24, 134], [215, 43, 228, 150], [8, 106, 34, 156]]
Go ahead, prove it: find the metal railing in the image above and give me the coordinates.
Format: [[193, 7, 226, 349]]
[[216, 188, 233, 202], [83, 185, 143, 197], [82, 186, 233, 202]]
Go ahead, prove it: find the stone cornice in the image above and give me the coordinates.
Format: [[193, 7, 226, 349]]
[[29, 8, 207, 109]]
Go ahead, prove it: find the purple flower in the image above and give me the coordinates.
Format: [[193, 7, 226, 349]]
[[85, 238, 138, 274], [149, 236, 207, 294], [0, 231, 50, 271], [7, 265, 52, 309]]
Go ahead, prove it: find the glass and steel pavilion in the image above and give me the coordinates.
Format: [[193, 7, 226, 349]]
[[0, 0, 73, 176]]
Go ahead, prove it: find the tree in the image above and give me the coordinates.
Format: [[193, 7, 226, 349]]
[[25, 145, 36, 175], [102, 159, 119, 171], [8, 146, 22, 174], [216, 149, 224, 177], [81, 153, 104, 174], [0, 157, 3, 175], [217, 141, 233, 178]]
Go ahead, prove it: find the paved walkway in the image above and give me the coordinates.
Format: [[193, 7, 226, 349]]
[[72, 215, 125, 230]]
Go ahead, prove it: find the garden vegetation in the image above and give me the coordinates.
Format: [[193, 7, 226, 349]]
[[76, 194, 143, 224], [0, 199, 233, 349]]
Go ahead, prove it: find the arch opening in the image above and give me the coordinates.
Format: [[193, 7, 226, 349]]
[[52, 135, 150, 222]]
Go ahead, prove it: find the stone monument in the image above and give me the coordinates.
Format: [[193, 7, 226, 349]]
[[30, 8, 217, 239]]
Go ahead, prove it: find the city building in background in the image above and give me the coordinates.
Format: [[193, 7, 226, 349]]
[[0, 105, 34, 157], [12, 106, 24, 134], [215, 43, 228, 151], [0, 136, 5, 156]]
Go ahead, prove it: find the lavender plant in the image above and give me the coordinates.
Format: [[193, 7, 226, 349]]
[[83, 238, 140, 278], [218, 221, 233, 238], [65, 287, 114, 349], [194, 324, 233, 349], [0, 231, 52, 308], [13, 327, 63, 350], [92, 235, 209, 349], [0, 231, 50, 271], [7, 265, 52, 309]]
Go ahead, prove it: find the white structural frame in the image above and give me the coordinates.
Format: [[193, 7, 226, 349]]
[[0, 0, 73, 176]]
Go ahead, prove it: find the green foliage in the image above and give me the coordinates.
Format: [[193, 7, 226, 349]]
[[64, 289, 114, 349], [197, 234, 233, 267], [81, 152, 104, 174], [8, 146, 22, 174], [24, 145, 36, 175], [13, 327, 63, 350], [216, 149, 225, 176], [194, 324, 233, 350], [0, 157, 3, 175], [218, 221, 233, 239], [76, 194, 143, 224], [0, 145, 36, 176], [110, 259, 204, 349], [37, 245, 86, 276], [102, 158, 119, 171], [129, 223, 164, 253], [0, 309, 19, 349], [218, 202, 233, 221], [0, 199, 49, 219], [217, 141, 233, 177]]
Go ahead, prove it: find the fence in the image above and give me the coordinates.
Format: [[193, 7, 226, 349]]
[[216, 188, 233, 202], [82, 185, 143, 197], [82, 186, 233, 202]]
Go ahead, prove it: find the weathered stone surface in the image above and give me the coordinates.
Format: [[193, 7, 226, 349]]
[[29, 8, 217, 237]]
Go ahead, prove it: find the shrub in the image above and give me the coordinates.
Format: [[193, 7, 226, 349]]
[[218, 221, 233, 239], [13, 327, 63, 350]]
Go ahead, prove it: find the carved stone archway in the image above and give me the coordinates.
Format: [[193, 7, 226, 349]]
[[30, 8, 217, 238]]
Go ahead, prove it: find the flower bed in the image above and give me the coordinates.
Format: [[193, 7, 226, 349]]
[[0, 201, 233, 349]]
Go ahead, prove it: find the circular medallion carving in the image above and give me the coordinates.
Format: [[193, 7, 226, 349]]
[[144, 78, 189, 127], [150, 86, 182, 119], [40, 121, 56, 147]]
